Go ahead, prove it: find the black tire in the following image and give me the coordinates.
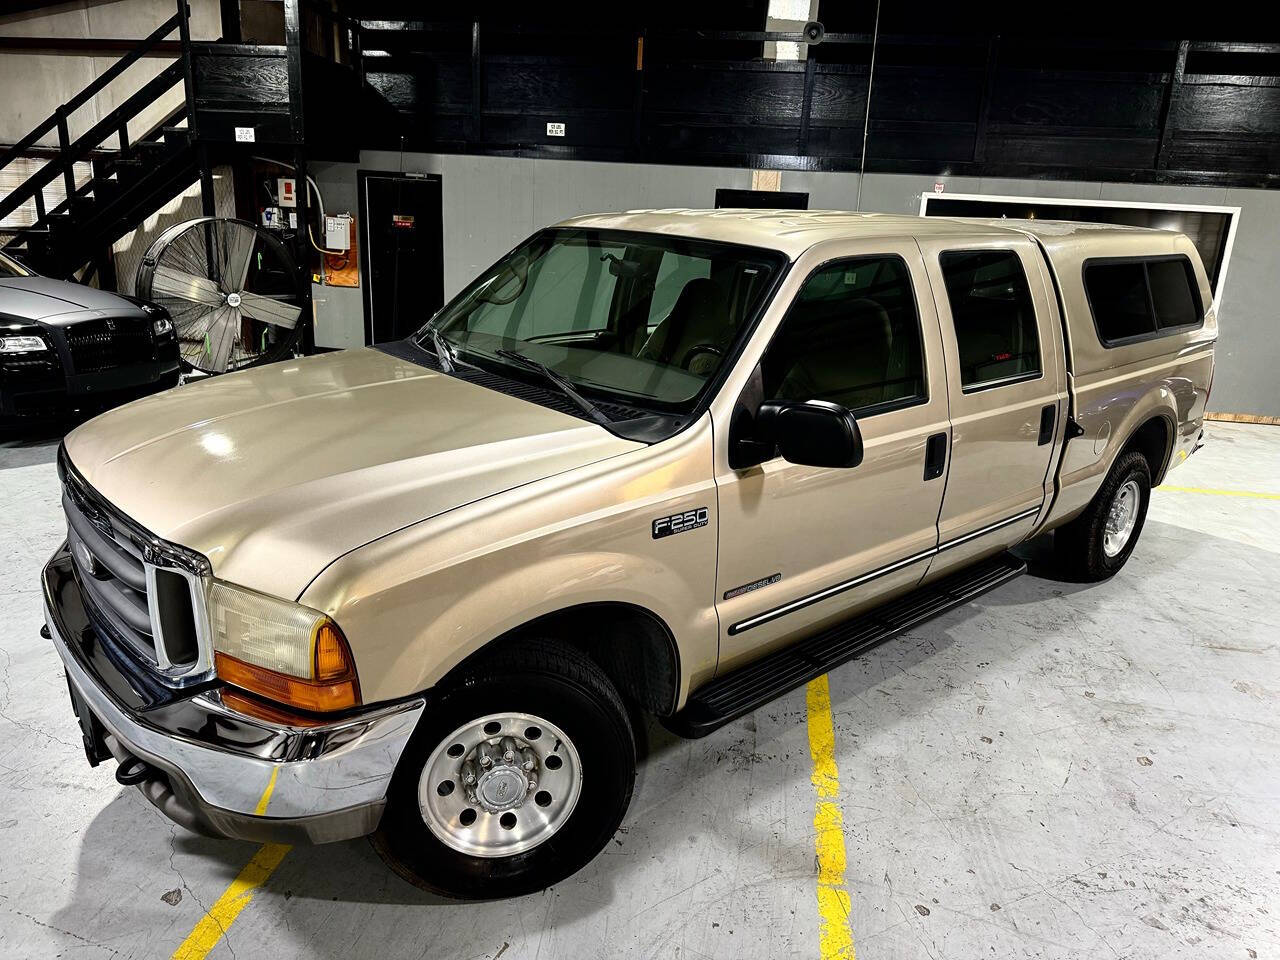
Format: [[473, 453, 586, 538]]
[[372, 639, 635, 899], [1054, 449, 1152, 582]]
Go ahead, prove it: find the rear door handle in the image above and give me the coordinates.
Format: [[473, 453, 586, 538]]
[[924, 432, 947, 481], [1038, 404, 1056, 445]]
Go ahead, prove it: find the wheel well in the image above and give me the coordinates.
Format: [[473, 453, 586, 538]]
[[451, 603, 681, 717], [1121, 416, 1173, 484]]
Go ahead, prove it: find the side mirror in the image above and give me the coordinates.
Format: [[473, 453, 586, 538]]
[[730, 399, 864, 470]]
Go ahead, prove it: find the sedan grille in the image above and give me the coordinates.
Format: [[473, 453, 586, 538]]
[[65, 316, 155, 373]]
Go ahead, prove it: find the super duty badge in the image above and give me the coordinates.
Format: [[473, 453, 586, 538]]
[[652, 507, 709, 539]]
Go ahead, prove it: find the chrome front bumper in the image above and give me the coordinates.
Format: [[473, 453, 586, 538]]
[[47, 594, 425, 844]]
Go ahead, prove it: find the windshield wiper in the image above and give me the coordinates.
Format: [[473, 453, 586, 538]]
[[494, 348, 614, 428], [426, 327, 456, 372]]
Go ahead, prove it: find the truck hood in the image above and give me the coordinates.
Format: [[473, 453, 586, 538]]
[[63, 347, 640, 599]]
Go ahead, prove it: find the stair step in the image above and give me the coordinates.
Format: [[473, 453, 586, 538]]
[[110, 157, 146, 186], [161, 126, 191, 148], [68, 195, 98, 218], [664, 553, 1028, 738], [91, 178, 121, 204], [133, 140, 173, 162]]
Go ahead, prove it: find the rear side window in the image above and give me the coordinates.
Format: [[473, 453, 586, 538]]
[[938, 250, 1041, 390], [1084, 256, 1203, 345], [762, 255, 926, 416]]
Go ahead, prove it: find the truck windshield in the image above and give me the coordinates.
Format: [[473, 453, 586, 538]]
[[417, 228, 785, 414]]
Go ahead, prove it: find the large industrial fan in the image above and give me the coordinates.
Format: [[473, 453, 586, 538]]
[[135, 217, 305, 374]]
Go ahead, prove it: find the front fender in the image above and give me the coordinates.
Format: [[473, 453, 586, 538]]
[[299, 416, 719, 708]]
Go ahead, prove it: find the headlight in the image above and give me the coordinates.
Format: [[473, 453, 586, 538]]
[[152, 315, 174, 337], [0, 335, 47, 353], [209, 579, 360, 712]]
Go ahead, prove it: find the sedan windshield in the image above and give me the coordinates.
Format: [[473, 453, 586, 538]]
[[0, 251, 31, 278], [418, 228, 785, 414]]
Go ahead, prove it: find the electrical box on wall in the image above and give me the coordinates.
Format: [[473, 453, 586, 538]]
[[277, 178, 297, 208], [324, 214, 352, 251]]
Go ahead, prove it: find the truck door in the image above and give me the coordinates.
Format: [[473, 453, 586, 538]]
[[712, 240, 951, 674], [916, 234, 1067, 579]]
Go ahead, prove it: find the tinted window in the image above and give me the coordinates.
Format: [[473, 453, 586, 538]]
[[1148, 259, 1201, 329], [1085, 257, 1203, 345], [1086, 262, 1154, 341], [0, 251, 30, 278], [939, 250, 1041, 389], [762, 256, 925, 414]]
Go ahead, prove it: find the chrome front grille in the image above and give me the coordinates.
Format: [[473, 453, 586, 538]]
[[59, 447, 214, 686]]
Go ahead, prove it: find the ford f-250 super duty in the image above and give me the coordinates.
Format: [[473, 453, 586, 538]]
[[43, 210, 1215, 897]]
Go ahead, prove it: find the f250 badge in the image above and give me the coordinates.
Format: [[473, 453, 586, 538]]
[[652, 507, 709, 539]]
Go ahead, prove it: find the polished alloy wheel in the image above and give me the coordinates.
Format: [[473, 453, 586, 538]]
[[418, 712, 582, 857], [1103, 478, 1141, 557]]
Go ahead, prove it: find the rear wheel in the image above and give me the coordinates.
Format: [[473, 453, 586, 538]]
[[1054, 449, 1152, 581], [372, 639, 635, 899]]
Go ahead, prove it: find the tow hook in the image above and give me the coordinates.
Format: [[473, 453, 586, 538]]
[[115, 756, 155, 787]]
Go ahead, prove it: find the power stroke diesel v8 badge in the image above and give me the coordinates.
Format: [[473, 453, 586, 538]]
[[652, 507, 709, 539]]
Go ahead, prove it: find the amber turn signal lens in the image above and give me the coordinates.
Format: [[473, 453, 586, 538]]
[[314, 620, 353, 682], [220, 688, 328, 727], [215, 617, 361, 713]]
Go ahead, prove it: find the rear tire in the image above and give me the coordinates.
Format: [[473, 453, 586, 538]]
[[372, 639, 635, 900], [1054, 449, 1152, 582]]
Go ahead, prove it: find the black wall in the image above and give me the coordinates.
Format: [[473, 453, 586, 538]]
[[314, 2, 1280, 189]]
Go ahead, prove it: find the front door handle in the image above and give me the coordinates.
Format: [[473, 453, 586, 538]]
[[1038, 404, 1056, 445], [924, 432, 947, 481]]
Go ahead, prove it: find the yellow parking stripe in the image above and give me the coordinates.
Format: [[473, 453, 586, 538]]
[[806, 674, 856, 960], [1158, 484, 1280, 500], [170, 843, 291, 960]]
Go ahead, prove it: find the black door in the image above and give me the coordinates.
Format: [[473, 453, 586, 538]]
[[360, 172, 444, 344]]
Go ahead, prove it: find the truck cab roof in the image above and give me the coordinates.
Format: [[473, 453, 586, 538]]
[[557, 208, 1177, 260]]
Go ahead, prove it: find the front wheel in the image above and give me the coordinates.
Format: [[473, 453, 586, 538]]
[[1054, 449, 1152, 582], [372, 639, 635, 899]]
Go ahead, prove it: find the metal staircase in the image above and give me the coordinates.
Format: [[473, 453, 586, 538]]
[[0, 5, 204, 283]]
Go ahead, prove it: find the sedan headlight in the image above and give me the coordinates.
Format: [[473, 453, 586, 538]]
[[0, 335, 48, 353], [209, 579, 360, 712], [152, 315, 174, 337]]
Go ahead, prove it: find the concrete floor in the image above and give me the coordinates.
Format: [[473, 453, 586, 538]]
[[1, 421, 1277, 959]]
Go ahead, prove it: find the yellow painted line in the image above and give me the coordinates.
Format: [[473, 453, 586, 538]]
[[170, 843, 291, 960], [1159, 484, 1280, 501], [806, 674, 856, 960], [254, 766, 280, 816]]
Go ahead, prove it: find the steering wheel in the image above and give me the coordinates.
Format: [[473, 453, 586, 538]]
[[680, 343, 724, 373]]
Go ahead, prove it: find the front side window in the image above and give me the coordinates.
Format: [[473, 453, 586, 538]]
[[423, 229, 784, 414], [938, 249, 1041, 390], [760, 255, 926, 415]]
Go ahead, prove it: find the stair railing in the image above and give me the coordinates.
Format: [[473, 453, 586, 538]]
[[0, 3, 193, 228]]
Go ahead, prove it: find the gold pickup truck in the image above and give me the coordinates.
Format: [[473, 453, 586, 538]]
[[44, 210, 1215, 898]]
